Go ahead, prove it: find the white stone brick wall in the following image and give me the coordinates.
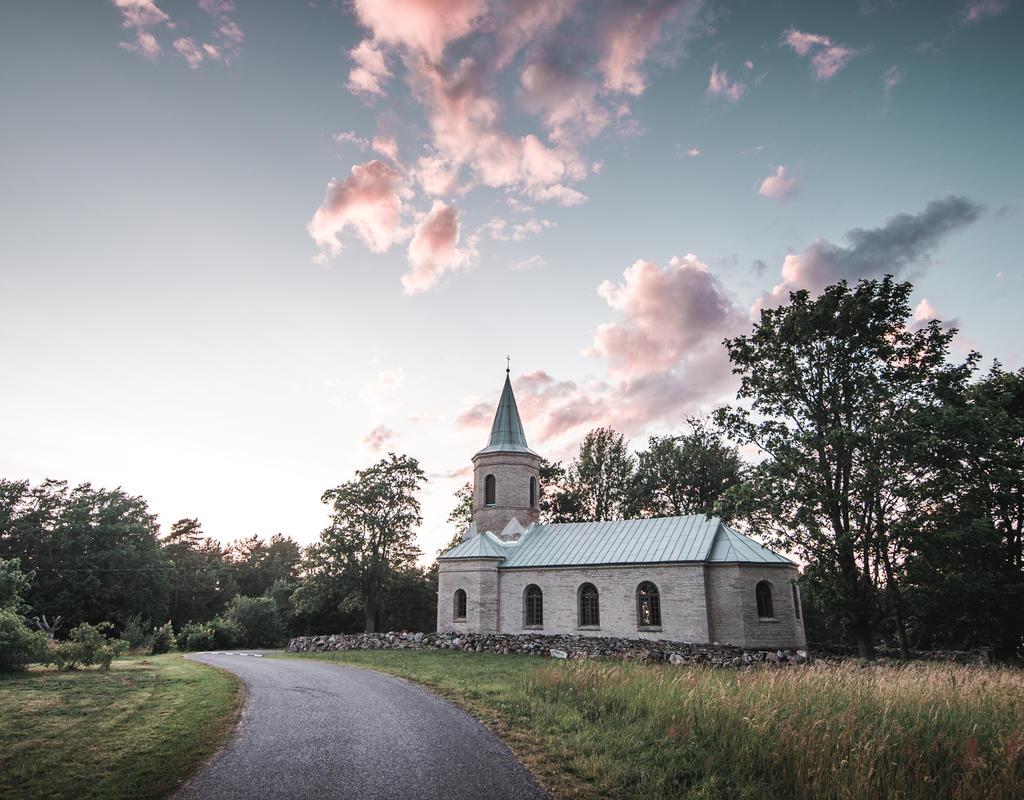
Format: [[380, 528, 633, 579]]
[[495, 564, 711, 642], [438, 559, 807, 650], [471, 452, 540, 536], [705, 564, 807, 649], [436, 558, 501, 633]]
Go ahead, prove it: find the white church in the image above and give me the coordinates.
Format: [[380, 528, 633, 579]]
[[437, 371, 807, 650]]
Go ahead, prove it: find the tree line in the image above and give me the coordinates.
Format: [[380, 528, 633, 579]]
[[0, 276, 1020, 661]]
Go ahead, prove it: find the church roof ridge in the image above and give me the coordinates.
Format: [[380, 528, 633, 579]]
[[438, 514, 795, 567]]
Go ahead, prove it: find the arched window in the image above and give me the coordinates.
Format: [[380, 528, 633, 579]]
[[791, 581, 801, 620], [524, 585, 543, 627], [637, 581, 661, 628], [756, 581, 774, 619], [529, 476, 537, 508], [578, 583, 600, 627], [484, 474, 496, 505], [454, 589, 467, 620]]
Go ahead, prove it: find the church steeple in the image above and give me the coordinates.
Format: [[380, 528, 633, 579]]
[[476, 371, 536, 456], [468, 366, 542, 540]]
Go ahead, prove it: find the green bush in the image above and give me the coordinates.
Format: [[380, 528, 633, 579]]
[[222, 595, 285, 648], [0, 608, 49, 672], [174, 618, 241, 652], [52, 622, 129, 671], [119, 614, 149, 651], [149, 621, 175, 655]]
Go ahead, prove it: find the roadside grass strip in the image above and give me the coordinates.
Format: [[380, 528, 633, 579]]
[[0, 654, 242, 800]]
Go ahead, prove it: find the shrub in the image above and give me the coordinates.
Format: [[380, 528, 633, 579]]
[[222, 595, 285, 647], [149, 621, 175, 655], [52, 622, 129, 671], [175, 617, 242, 652], [0, 608, 49, 672], [119, 614, 149, 651]]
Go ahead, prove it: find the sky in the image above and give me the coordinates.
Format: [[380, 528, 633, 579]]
[[1, 0, 1022, 559]]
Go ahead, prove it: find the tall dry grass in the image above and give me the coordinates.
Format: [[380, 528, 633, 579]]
[[528, 660, 1024, 799]]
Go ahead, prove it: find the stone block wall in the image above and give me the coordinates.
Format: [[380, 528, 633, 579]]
[[437, 558, 500, 633], [705, 564, 806, 649], [471, 451, 540, 535], [496, 564, 710, 642]]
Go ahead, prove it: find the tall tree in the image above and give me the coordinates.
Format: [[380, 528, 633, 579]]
[[318, 453, 426, 632], [446, 482, 474, 531], [547, 428, 637, 522], [632, 417, 744, 519], [0, 479, 170, 628], [902, 363, 1024, 655], [228, 533, 302, 598], [716, 277, 975, 659], [163, 518, 235, 626]]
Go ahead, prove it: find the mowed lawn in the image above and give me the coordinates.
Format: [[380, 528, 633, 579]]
[[286, 650, 1024, 800], [0, 654, 241, 800]]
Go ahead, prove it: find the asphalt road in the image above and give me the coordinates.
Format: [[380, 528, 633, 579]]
[[175, 652, 547, 800]]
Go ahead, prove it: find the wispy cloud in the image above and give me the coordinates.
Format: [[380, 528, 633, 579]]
[[707, 63, 746, 102], [781, 28, 866, 80], [960, 0, 1011, 25]]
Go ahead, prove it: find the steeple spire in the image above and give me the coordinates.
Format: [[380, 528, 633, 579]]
[[476, 368, 536, 455]]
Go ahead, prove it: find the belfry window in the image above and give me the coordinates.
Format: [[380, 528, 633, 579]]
[[578, 583, 600, 627], [637, 581, 661, 628], [529, 476, 537, 508], [454, 589, 467, 620], [756, 581, 775, 619], [524, 585, 543, 627], [485, 474, 496, 505]]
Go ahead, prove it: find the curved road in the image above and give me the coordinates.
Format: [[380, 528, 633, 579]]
[[175, 652, 547, 800]]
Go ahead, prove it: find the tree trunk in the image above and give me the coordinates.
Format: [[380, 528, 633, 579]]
[[879, 547, 910, 660]]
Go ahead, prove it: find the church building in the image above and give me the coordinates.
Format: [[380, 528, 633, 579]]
[[437, 371, 807, 650]]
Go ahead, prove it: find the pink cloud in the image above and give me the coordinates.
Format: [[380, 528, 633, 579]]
[[455, 400, 492, 430], [173, 37, 205, 69], [707, 63, 746, 102], [597, 0, 694, 95], [308, 160, 408, 260], [781, 28, 831, 56], [781, 28, 865, 80], [960, 0, 1010, 24], [372, 134, 399, 162], [811, 45, 864, 80], [403, 202, 477, 293], [112, 0, 170, 60], [758, 165, 798, 201], [882, 65, 905, 98], [588, 254, 743, 378], [753, 195, 982, 312], [351, 0, 485, 62], [363, 424, 398, 452], [347, 39, 392, 97]]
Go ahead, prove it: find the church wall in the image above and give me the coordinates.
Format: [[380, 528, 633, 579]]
[[495, 564, 711, 642], [705, 564, 806, 649], [436, 559, 500, 633], [471, 451, 541, 536]]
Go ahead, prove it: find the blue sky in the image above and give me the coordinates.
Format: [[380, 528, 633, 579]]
[[1, 0, 1021, 555]]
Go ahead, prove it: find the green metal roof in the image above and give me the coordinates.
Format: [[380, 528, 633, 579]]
[[475, 372, 537, 456], [439, 515, 795, 567], [443, 529, 507, 559]]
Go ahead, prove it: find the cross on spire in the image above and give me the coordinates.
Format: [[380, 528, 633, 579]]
[[506, 354, 510, 374]]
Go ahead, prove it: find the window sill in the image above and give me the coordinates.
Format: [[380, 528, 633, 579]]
[[577, 625, 601, 631], [453, 618, 466, 623], [758, 617, 779, 623], [638, 626, 662, 632], [523, 625, 543, 630]]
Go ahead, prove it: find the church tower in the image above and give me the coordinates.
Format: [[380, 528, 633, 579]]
[[470, 368, 541, 540]]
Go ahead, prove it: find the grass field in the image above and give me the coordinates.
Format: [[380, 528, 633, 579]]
[[0, 654, 241, 800], [287, 650, 1024, 800]]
